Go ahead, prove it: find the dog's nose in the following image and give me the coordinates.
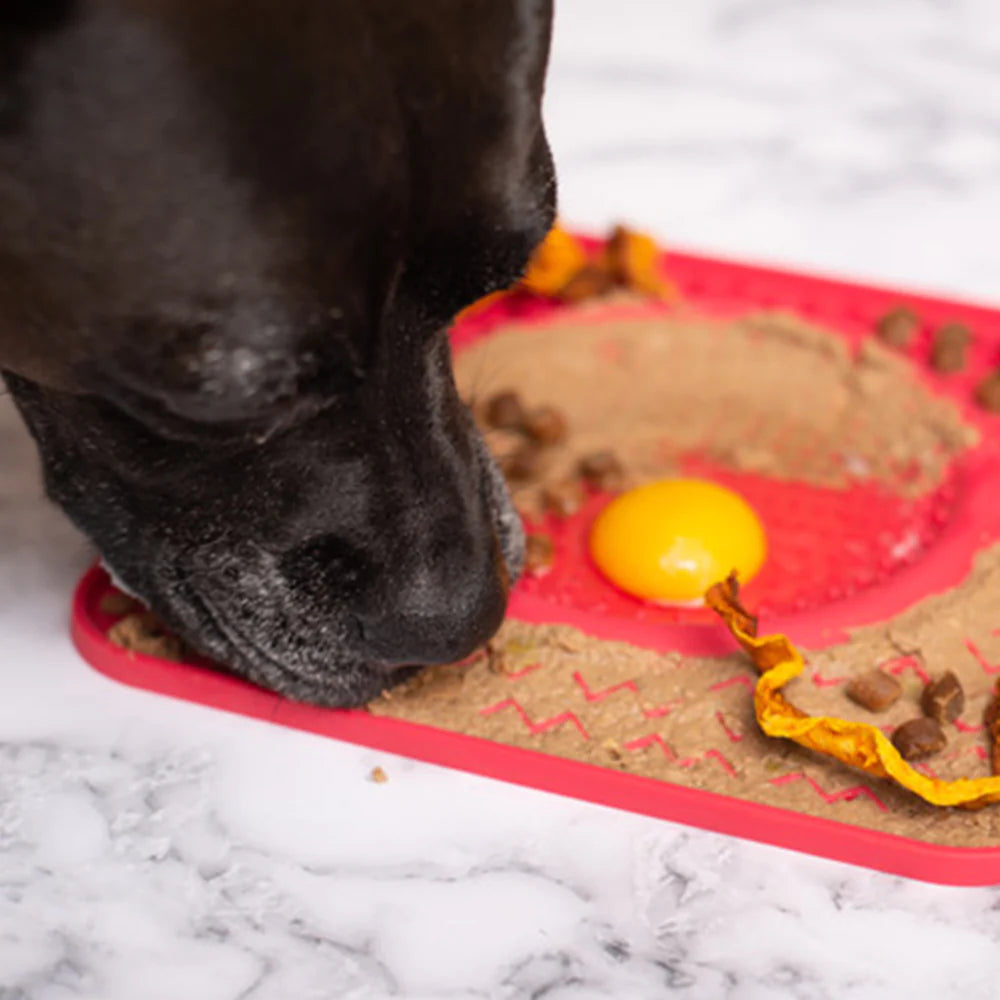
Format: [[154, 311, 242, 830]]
[[358, 556, 509, 667]]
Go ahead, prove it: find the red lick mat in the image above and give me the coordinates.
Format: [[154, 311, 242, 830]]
[[72, 243, 1000, 885]]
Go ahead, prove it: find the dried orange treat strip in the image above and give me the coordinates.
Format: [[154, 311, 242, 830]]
[[706, 574, 1000, 809], [459, 223, 677, 317], [455, 225, 585, 319], [519, 224, 590, 297], [601, 225, 678, 299]]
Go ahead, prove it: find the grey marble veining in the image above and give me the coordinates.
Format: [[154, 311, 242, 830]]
[[5, 1, 1000, 996], [545, 0, 1000, 303]]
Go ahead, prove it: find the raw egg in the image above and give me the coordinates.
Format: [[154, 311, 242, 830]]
[[589, 478, 767, 604]]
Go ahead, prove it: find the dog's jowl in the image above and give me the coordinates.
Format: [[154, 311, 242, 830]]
[[0, 0, 556, 705]]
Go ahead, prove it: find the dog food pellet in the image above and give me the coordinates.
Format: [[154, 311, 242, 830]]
[[876, 306, 920, 349], [524, 533, 555, 576], [485, 390, 526, 430], [524, 406, 568, 445], [499, 442, 542, 482], [99, 590, 139, 617], [976, 372, 1000, 412], [931, 343, 967, 374], [845, 669, 902, 712], [578, 450, 625, 492], [542, 479, 585, 518], [891, 717, 947, 761], [930, 322, 972, 373], [107, 612, 184, 662], [984, 684, 1000, 775], [920, 671, 965, 725], [935, 321, 972, 347], [369, 766, 388, 784]]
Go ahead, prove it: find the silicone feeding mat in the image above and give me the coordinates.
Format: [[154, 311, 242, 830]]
[[73, 241, 1000, 885]]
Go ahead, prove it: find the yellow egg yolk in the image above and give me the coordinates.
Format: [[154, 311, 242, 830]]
[[589, 478, 767, 604]]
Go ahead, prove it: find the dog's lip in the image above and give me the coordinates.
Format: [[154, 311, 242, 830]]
[[478, 439, 525, 581], [181, 583, 286, 678]]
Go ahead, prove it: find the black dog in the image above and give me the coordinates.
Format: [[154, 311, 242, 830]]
[[0, 0, 556, 705]]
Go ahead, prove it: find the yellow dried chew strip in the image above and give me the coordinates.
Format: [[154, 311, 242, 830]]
[[706, 575, 1000, 809], [520, 224, 590, 297], [459, 224, 677, 320], [599, 225, 676, 299]]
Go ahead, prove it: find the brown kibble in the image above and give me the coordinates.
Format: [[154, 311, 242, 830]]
[[976, 372, 1000, 412], [523, 406, 568, 446], [99, 590, 139, 617], [541, 479, 585, 518], [499, 442, 542, 482], [107, 612, 184, 662], [984, 682, 1000, 775], [845, 669, 902, 712], [876, 305, 920, 349], [484, 390, 526, 430], [577, 450, 626, 492], [602, 225, 675, 298], [935, 321, 972, 348], [931, 322, 972, 373], [931, 343, 967, 374], [985, 688, 1000, 731], [369, 766, 388, 784], [523, 533, 555, 576], [921, 671, 965, 725], [891, 717, 947, 761]]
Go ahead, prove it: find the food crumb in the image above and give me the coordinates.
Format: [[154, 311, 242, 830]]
[[99, 590, 140, 617], [541, 479, 585, 518], [370, 766, 388, 784], [524, 533, 555, 576], [107, 612, 184, 662], [601, 738, 628, 769]]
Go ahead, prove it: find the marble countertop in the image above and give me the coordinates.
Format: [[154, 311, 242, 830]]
[[5, 1, 1000, 996]]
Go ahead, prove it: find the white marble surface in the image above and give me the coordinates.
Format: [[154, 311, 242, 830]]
[[5, 1, 1000, 996]]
